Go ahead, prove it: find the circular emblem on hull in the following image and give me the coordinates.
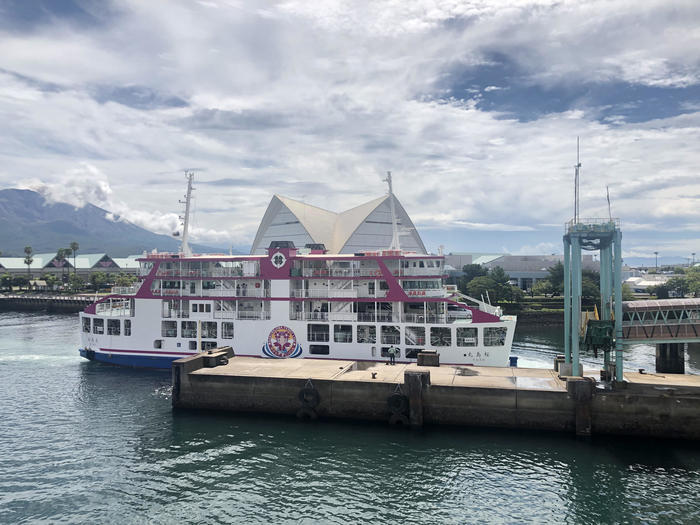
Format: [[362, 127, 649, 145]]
[[271, 252, 286, 269], [263, 325, 302, 358]]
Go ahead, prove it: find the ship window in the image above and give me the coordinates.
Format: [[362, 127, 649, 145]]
[[379, 280, 389, 291], [201, 321, 217, 339], [181, 321, 197, 338], [381, 346, 400, 358], [201, 341, 218, 351], [205, 304, 211, 313], [405, 326, 425, 346], [124, 320, 131, 336], [484, 327, 507, 346], [309, 344, 330, 355], [357, 325, 376, 344], [162, 321, 177, 337], [430, 327, 451, 346], [192, 303, 198, 312], [154, 339, 163, 349], [93, 318, 104, 335], [82, 317, 91, 333], [334, 325, 352, 343], [405, 348, 423, 359], [189, 341, 197, 350], [107, 319, 120, 336], [222, 322, 234, 339], [381, 325, 400, 345], [308, 324, 329, 342], [457, 327, 477, 347]]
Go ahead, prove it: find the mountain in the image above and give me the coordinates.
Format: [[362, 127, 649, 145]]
[[0, 188, 227, 257]]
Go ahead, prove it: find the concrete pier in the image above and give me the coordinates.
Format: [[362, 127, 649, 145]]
[[656, 343, 686, 374], [172, 353, 700, 440], [0, 294, 95, 313]]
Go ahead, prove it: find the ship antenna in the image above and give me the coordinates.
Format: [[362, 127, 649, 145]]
[[574, 137, 581, 224], [179, 171, 195, 257], [385, 171, 400, 250]]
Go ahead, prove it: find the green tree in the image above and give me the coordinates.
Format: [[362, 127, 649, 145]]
[[622, 283, 635, 301], [70, 241, 79, 276], [649, 283, 670, 299], [24, 246, 33, 277], [1, 272, 11, 290], [532, 279, 554, 297], [89, 271, 109, 291], [547, 262, 565, 293], [68, 273, 85, 293], [581, 276, 600, 301], [457, 264, 488, 294], [465, 267, 520, 302], [466, 276, 497, 301], [463, 263, 487, 280], [687, 267, 700, 297], [54, 248, 70, 281], [666, 276, 689, 297], [12, 274, 29, 288], [41, 273, 59, 290], [114, 272, 137, 287]]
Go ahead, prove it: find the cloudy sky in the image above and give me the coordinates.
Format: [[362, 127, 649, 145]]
[[1, 0, 699, 262]]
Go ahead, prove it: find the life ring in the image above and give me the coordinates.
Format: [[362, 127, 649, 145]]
[[387, 393, 408, 414], [298, 386, 321, 408]]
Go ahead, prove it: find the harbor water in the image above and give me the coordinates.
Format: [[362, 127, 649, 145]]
[[1, 312, 699, 523]]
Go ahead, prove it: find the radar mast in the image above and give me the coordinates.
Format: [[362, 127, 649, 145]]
[[180, 171, 195, 257], [385, 171, 401, 250]]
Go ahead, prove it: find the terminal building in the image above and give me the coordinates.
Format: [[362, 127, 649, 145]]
[[250, 194, 426, 255]]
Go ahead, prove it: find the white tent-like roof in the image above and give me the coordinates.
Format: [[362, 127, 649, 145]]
[[250, 194, 426, 255]]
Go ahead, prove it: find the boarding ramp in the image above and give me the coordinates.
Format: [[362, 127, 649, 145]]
[[621, 298, 700, 344]]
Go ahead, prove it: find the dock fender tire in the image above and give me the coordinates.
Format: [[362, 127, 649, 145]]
[[387, 393, 408, 414], [296, 406, 318, 421], [388, 413, 409, 426], [218, 356, 229, 366], [298, 387, 320, 408]]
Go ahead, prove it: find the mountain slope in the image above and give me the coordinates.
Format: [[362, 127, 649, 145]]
[[0, 189, 223, 256]]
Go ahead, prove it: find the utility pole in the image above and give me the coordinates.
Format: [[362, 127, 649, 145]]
[[654, 251, 658, 270]]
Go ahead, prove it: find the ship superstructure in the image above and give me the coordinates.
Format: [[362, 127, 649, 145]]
[[79, 244, 516, 368], [79, 173, 516, 368]]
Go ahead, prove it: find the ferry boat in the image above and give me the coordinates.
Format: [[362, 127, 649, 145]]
[[79, 175, 517, 369]]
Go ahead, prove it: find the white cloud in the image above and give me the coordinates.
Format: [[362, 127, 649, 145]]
[[0, 0, 698, 255], [19, 163, 232, 245]]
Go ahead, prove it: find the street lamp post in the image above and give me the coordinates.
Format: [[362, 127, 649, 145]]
[[654, 251, 658, 270], [693, 252, 696, 266]]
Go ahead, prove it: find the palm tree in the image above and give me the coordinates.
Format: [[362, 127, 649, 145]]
[[24, 246, 33, 278], [70, 241, 79, 276], [55, 248, 69, 281]]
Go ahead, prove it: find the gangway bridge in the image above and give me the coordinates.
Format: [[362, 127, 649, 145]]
[[621, 298, 700, 344]]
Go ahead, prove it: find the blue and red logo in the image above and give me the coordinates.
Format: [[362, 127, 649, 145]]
[[262, 325, 302, 358]]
